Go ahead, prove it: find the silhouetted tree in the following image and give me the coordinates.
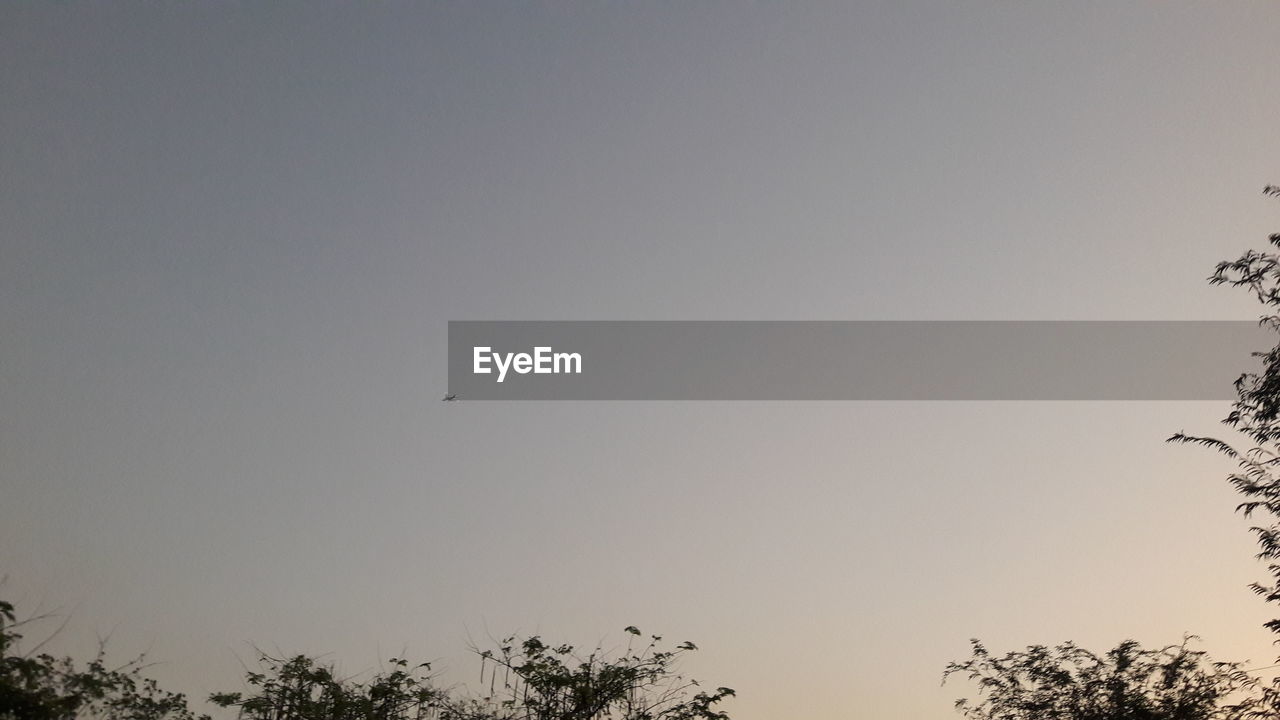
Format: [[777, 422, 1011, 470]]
[[209, 654, 443, 720], [211, 627, 733, 720], [943, 637, 1272, 720], [437, 627, 733, 720], [1170, 185, 1280, 636], [944, 187, 1280, 720], [0, 598, 207, 720]]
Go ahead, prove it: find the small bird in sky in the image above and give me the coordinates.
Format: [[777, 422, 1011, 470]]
[[442, 393, 458, 402]]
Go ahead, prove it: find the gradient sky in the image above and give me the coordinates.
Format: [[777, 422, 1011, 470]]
[[4, 3, 1280, 718]]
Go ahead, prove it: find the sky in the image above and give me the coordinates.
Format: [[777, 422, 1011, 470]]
[[3, 2, 1280, 718]]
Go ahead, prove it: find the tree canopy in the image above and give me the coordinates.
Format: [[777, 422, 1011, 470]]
[[1170, 185, 1280, 636], [944, 637, 1274, 720], [0, 598, 207, 720], [1, 597, 733, 720], [946, 186, 1280, 720], [209, 628, 733, 720]]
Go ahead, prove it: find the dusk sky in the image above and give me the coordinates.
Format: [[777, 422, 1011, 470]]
[[4, 3, 1280, 718]]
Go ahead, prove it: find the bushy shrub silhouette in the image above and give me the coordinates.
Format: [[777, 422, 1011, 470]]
[[210, 627, 733, 720], [944, 637, 1276, 720], [0, 599, 206, 720]]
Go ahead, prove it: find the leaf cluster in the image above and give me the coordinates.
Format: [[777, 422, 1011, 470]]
[[209, 654, 442, 720], [211, 628, 732, 720], [943, 637, 1279, 720], [1170, 188, 1280, 635], [1, 599, 207, 720]]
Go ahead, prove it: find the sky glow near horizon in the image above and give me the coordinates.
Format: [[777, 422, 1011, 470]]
[[4, 3, 1280, 718]]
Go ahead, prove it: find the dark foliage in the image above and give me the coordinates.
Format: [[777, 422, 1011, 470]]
[[0, 599, 206, 720], [437, 627, 733, 720], [1170, 187, 1280, 635], [3, 591, 733, 720], [210, 628, 733, 720], [943, 637, 1276, 720], [945, 187, 1280, 720], [209, 654, 442, 720]]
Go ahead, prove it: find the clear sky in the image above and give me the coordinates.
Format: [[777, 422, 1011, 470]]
[[4, 2, 1280, 718]]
